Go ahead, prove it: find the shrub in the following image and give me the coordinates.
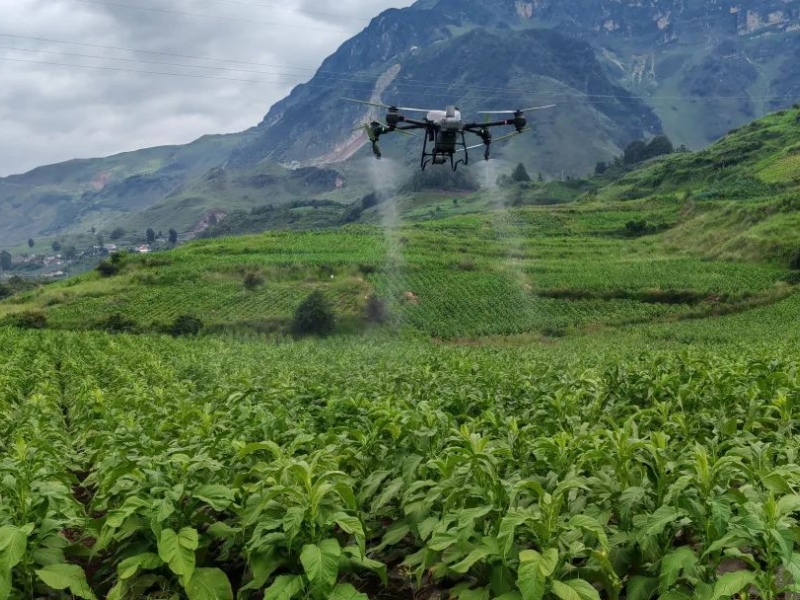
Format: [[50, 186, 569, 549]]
[[7, 310, 47, 329], [98, 312, 137, 333], [170, 314, 203, 337], [291, 290, 335, 337], [790, 248, 800, 271], [243, 271, 264, 290], [96, 261, 119, 277], [364, 294, 389, 324]]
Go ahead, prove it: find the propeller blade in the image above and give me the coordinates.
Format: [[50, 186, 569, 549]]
[[455, 143, 486, 154], [343, 97, 434, 113], [343, 97, 391, 109], [477, 104, 556, 115]]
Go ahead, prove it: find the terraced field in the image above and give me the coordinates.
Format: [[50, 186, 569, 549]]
[[1, 200, 793, 339]]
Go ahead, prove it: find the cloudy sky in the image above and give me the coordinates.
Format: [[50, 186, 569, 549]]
[[0, 0, 414, 176]]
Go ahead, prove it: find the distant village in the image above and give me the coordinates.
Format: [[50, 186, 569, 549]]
[[0, 242, 154, 280]]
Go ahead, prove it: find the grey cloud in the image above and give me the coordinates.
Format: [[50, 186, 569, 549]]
[[0, 0, 413, 176]]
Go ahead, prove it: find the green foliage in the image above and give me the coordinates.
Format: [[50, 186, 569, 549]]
[[170, 314, 203, 337], [0, 251, 11, 271], [146, 228, 156, 243], [4, 310, 47, 329], [109, 227, 126, 240], [363, 293, 389, 324], [511, 163, 532, 182], [27, 238, 34, 248], [243, 271, 264, 290], [292, 290, 335, 337], [51, 241, 61, 252], [97, 312, 137, 333], [96, 259, 120, 278], [400, 168, 479, 193], [169, 229, 179, 244]]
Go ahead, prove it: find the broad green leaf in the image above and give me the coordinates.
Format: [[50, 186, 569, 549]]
[[241, 549, 282, 592], [644, 506, 682, 536], [343, 546, 387, 585], [458, 587, 489, 600], [417, 517, 438, 542], [117, 553, 164, 580], [263, 574, 304, 600], [626, 576, 658, 600], [569, 515, 609, 549], [36, 563, 97, 600], [450, 547, 493, 574], [333, 513, 365, 554], [551, 580, 582, 600], [283, 506, 305, 546], [194, 485, 235, 511], [428, 531, 459, 551], [777, 494, 800, 517], [711, 571, 755, 599], [158, 527, 198, 581], [0, 526, 27, 569], [495, 594, 522, 600], [539, 548, 558, 577], [185, 567, 233, 600], [0, 570, 10, 600], [329, 582, 369, 600], [560, 579, 601, 600], [517, 551, 546, 600], [659, 546, 698, 591], [378, 523, 410, 550], [300, 538, 340, 590], [498, 511, 528, 558]]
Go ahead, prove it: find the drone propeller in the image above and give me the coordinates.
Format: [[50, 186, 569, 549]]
[[455, 130, 526, 154], [342, 97, 433, 113], [477, 104, 556, 115]]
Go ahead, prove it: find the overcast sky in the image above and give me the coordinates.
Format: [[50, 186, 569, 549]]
[[0, 0, 415, 176]]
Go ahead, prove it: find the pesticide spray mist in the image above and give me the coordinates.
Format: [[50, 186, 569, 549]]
[[481, 159, 535, 309], [366, 157, 407, 308]]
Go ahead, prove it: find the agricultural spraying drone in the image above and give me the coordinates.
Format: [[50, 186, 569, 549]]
[[344, 98, 555, 171]]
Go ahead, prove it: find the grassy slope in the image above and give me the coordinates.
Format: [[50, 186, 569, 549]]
[[3, 107, 800, 340]]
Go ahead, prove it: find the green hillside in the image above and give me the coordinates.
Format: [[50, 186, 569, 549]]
[[5, 109, 800, 599]]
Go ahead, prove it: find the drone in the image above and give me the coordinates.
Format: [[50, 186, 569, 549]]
[[344, 98, 555, 171]]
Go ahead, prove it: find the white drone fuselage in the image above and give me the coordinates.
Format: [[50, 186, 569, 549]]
[[426, 106, 463, 131]]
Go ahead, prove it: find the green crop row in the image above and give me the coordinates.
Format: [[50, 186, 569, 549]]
[[3, 328, 800, 598]]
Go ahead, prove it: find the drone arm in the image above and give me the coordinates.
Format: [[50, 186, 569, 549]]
[[464, 119, 518, 130]]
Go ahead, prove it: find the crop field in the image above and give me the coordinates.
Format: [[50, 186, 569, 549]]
[[3, 325, 800, 599], [1, 200, 793, 338]]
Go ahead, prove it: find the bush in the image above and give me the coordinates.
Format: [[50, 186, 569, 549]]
[[790, 248, 800, 271], [243, 271, 264, 290], [7, 310, 47, 329], [291, 290, 335, 337], [364, 294, 389, 324], [95, 254, 120, 277], [98, 313, 137, 333], [170, 314, 203, 337]]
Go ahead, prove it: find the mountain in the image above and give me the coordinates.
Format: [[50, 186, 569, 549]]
[[232, 26, 660, 173], [3, 0, 800, 247]]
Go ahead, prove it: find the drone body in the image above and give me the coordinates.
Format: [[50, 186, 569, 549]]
[[345, 98, 554, 171]]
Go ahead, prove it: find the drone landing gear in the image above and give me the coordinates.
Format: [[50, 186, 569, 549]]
[[420, 131, 470, 171]]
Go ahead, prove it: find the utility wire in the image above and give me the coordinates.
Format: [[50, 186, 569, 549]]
[[1, 52, 796, 105], [72, 0, 345, 33]]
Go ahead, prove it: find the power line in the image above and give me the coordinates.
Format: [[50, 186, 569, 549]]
[[72, 0, 345, 33], [195, 0, 370, 22]]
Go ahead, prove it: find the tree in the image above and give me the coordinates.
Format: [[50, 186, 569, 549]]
[[96, 234, 104, 247], [170, 314, 203, 337], [168, 229, 179, 244], [64, 246, 78, 260], [27, 238, 34, 249], [109, 227, 126, 240], [146, 228, 156, 243], [0, 251, 11, 271], [594, 161, 608, 175], [51, 241, 61, 252], [623, 140, 648, 165], [645, 135, 674, 159], [291, 290, 335, 337], [537, 172, 544, 182], [511, 163, 531, 182]]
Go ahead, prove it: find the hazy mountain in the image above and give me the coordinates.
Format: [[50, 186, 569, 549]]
[[2, 0, 800, 246]]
